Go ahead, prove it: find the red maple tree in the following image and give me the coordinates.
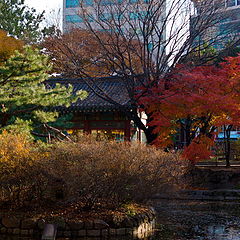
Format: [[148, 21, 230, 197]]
[[140, 55, 240, 163]]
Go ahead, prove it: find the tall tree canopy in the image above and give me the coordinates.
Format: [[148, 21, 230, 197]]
[[0, 32, 87, 137], [0, 0, 55, 42], [44, 29, 142, 77], [44, 0, 240, 144], [141, 55, 240, 163]]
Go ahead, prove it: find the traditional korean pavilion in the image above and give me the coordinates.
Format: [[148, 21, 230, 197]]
[[46, 76, 141, 141]]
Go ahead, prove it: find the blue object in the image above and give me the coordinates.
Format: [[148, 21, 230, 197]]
[[66, 15, 84, 23], [217, 131, 240, 140], [66, 0, 79, 8], [129, 0, 138, 3]]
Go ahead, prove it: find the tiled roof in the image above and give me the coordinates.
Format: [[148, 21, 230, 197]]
[[46, 76, 132, 112]]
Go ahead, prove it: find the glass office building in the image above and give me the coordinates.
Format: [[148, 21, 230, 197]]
[[191, 0, 240, 50]]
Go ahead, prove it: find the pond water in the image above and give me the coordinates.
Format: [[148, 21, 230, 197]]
[[153, 199, 240, 240], [2, 199, 240, 240]]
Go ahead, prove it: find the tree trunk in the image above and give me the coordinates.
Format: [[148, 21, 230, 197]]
[[145, 126, 158, 145], [129, 109, 158, 144], [184, 117, 193, 146], [0, 113, 10, 128], [224, 125, 232, 168]]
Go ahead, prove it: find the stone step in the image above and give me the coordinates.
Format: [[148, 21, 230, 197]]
[[42, 224, 57, 240]]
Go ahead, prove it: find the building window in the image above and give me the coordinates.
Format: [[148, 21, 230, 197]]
[[100, 0, 113, 5], [129, 12, 138, 20], [88, 14, 95, 22], [66, 0, 79, 8], [219, 24, 230, 35], [66, 0, 94, 7], [129, 11, 148, 20], [99, 12, 124, 21], [129, 0, 138, 3], [219, 21, 240, 36], [66, 15, 84, 23], [226, 0, 235, 7], [225, 0, 240, 6], [84, 0, 93, 5], [147, 42, 153, 50], [98, 0, 122, 4], [99, 12, 112, 21], [99, 28, 111, 32]]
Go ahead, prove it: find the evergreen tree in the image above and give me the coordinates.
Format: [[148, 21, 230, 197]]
[[0, 45, 87, 137], [0, 0, 55, 42]]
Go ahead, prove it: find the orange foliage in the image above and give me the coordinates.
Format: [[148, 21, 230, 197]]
[[0, 131, 46, 173], [182, 135, 215, 164], [0, 30, 23, 62], [0, 131, 49, 206], [43, 29, 142, 77]]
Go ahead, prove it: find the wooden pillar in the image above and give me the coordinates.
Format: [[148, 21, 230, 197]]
[[138, 129, 141, 142], [84, 120, 91, 134], [125, 120, 131, 141]]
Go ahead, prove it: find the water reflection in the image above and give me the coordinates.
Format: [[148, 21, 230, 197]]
[[207, 225, 226, 234], [151, 224, 240, 240], [201, 225, 240, 240], [153, 199, 240, 240]]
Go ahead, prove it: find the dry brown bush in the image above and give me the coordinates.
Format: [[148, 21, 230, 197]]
[[0, 133, 188, 210], [42, 135, 187, 209]]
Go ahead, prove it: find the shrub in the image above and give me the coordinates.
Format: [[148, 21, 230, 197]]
[[43, 135, 187, 209], [0, 133, 188, 210], [0, 131, 47, 207]]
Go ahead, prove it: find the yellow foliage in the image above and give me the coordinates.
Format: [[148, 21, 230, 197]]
[[0, 131, 46, 173], [0, 131, 50, 207], [0, 30, 23, 62]]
